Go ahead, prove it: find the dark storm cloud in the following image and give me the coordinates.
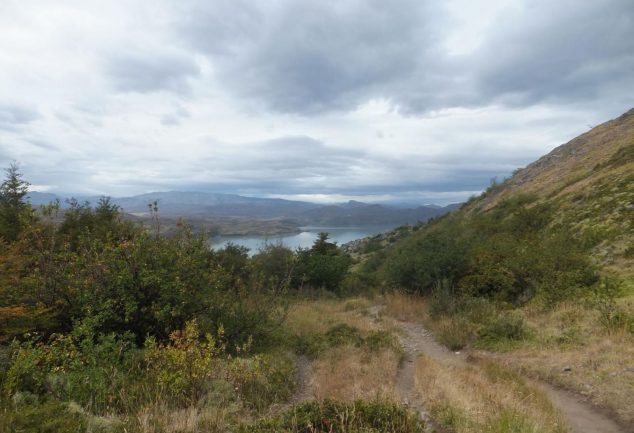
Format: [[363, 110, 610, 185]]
[[105, 51, 200, 94], [0, 105, 40, 130], [176, 0, 634, 114]]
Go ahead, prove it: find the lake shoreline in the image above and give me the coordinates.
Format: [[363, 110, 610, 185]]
[[209, 225, 396, 254]]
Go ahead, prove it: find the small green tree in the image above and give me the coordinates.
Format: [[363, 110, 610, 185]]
[[0, 162, 32, 241], [297, 233, 351, 292]]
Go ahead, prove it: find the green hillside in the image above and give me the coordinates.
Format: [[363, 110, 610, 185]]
[[473, 108, 634, 278], [363, 108, 634, 299]]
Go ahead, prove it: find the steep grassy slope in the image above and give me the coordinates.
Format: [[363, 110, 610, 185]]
[[474, 108, 634, 277], [358, 110, 634, 428], [364, 108, 633, 290]]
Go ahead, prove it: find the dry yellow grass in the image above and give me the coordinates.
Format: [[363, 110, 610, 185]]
[[488, 300, 634, 426], [414, 355, 569, 433], [284, 297, 404, 404], [384, 287, 634, 427], [496, 340, 634, 427], [383, 292, 428, 323], [134, 403, 241, 433], [310, 345, 400, 401], [284, 297, 378, 337]]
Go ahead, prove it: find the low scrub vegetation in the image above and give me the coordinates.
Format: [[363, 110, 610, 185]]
[[240, 399, 425, 433], [0, 165, 363, 431], [378, 194, 599, 305]]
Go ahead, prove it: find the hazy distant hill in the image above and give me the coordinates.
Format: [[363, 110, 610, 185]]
[[27, 191, 460, 232], [296, 201, 460, 226]]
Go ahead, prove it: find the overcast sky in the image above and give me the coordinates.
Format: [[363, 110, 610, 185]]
[[1, 0, 632, 204]]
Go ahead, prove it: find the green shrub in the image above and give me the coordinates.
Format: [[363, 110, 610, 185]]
[[239, 399, 425, 433], [339, 273, 374, 296], [290, 333, 328, 357], [364, 330, 401, 354], [291, 324, 363, 357], [144, 320, 225, 406], [428, 279, 461, 317], [252, 243, 296, 290], [368, 193, 598, 307], [295, 233, 352, 292], [383, 227, 468, 295], [0, 400, 89, 433], [361, 239, 383, 254], [598, 307, 634, 335], [325, 324, 364, 347], [480, 313, 530, 343], [588, 278, 633, 335], [3, 331, 144, 414], [229, 351, 296, 412], [436, 317, 475, 351]]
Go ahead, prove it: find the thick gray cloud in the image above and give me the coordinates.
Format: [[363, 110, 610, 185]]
[[473, 0, 634, 107], [177, 0, 634, 114], [105, 52, 200, 94], [178, 0, 443, 113], [193, 136, 364, 188], [0, 0, 633, 204]]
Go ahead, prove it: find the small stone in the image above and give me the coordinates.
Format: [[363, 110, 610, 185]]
[[625, 367, 634, 373], [455, 351, 460, 355]]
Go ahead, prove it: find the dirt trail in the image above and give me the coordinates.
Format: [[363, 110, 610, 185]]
[[537, 383, 629, 433], [290, 355, 313, 404], [394, 320, 459, 432], [283, 305, 626, 433], [391, 316, 628, 433]]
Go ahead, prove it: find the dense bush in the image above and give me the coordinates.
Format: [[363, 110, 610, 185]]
[[3, 319, 296, 419], [251, 243, 296, 290], [3, 330, 143, 414], [376, 194, 598, 305], [296, 233, 352, 292], [2, 196, 285, 348], [383, 226, 468, 295], [0, 165, 305, 427]]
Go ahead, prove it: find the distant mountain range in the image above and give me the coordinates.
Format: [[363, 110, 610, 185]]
[[27, 191, 460, 232]]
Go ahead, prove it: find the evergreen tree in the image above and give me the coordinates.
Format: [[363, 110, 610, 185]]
[[0, 162, 31, 241]]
